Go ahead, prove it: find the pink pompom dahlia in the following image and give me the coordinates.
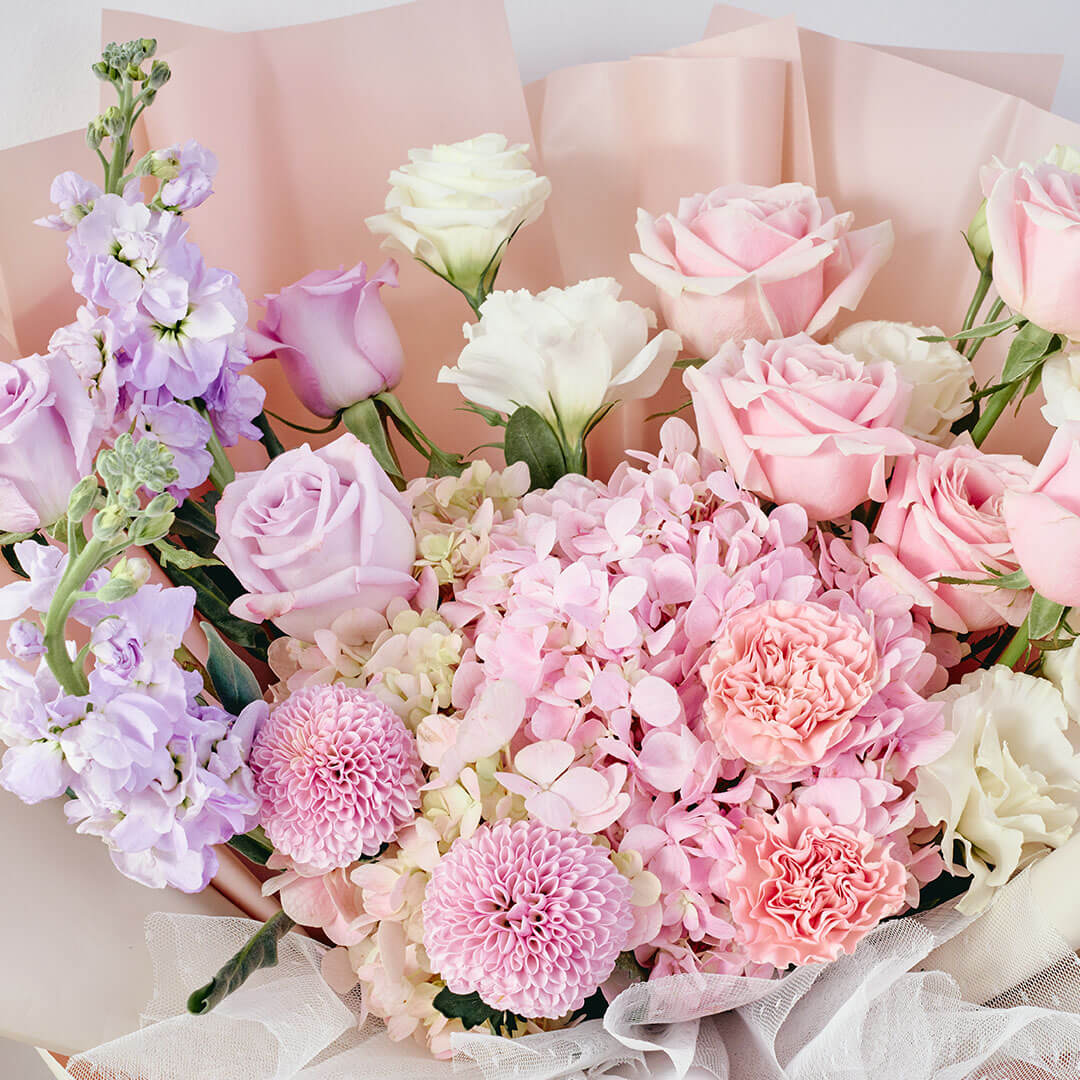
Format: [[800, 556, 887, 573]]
[[251, 684, 422, 872], [422, 819, 634, 1018]]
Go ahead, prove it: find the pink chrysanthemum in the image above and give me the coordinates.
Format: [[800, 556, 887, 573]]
[[251, 684, 422, 872], [423, 819, 633, 1018]]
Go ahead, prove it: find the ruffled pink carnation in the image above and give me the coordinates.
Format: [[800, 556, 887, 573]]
[[251, 684, 422, 872], [729, 803, 907, 967], [702, 600, 878, 775], [422, 819, 633, 1018]]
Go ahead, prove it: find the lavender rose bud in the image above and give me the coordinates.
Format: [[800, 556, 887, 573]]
[[214, 433, 417, 641], [248, 260, 404, 418], [0, 353, 99, 532]]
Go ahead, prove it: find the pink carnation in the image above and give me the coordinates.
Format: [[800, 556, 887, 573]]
[[251, 684, 422, 872], [729, 804, 907, 967], [422, 819, 633, 1018], [702, 600, 879, 775]]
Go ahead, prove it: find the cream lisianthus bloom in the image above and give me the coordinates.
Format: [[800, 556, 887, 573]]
[[1040, 348, 1080, 429], [438, 278, 681, 450], [832, 320, 974, 444], [1042, 630, 1080, 721], [365, 133, 551, 299], [915, 665, 1080, 915]]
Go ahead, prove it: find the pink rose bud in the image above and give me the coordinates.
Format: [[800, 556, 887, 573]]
[[869, 440, 1034, 633], [214, 433, 417, 640], [1004, 424, 1080, 607], [248, 260, 404, 418], [630, 183, 893, 357], [685, 334, 913, 521], [982, 160, 1080, 339], [0, 353, 99, 533]]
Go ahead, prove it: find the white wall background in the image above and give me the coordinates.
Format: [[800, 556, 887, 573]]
[[1, 0, 1080, 1075]]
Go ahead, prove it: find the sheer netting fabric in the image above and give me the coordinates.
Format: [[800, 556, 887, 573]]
[[67, 869, 1080, 1080]]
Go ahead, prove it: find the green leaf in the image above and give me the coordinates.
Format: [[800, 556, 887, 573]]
[[1028, 592, 1067, 642], [202, 622, 263, 715], [341, 398, 403, 483], [374, 392, 467, 478], [673, 357, 707, 370], [1000, 321, 1055, 384], [154, 539, 222, 570], [460, 402, 507, 428], [646, 398, 692, 423], [432, 987, 522, 1036], [1, 532, 46, 578], [187, 911, 296, 1015], [919, 313, 1023, 343], [934, 568, 1030, 590], [503, 406, 568, 490], [170, 495, 222, 558], [226, 827, 274, 866]]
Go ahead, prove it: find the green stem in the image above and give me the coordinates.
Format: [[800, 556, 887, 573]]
[[958, 262, 993, 353], [194, 404, 236, 489], [253, 411, 287, 458], [42, 537, 113, 696], [970, 380, 1019, 447], [966, 298, 1006, 364], [997, 619, 1030, 669]]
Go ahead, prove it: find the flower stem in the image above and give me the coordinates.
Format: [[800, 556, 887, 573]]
[[253, 410, 287, 457], [42, 536, 113, 696], [970, 381, 1019, 448], [958, 262, 994, 354], [966, 298, 1005, 364], [997, 618, 1030, 670], [194, 404, 236, 489]]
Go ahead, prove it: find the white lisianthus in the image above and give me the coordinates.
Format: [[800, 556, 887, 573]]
[[1043, 144, 1080, 174], [1042, 631, 1080, 721], [915, 665, 1080, 915], [365, 133, 551, 297], [1040, 348, 1080, 428], [832, 321, 974, 444], [437, 278, 682, 447]]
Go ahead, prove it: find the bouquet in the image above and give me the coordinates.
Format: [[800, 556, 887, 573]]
[[4, 9, 1080, 1079]]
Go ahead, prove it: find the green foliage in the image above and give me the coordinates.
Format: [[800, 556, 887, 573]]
[[187, 911, 296, 1015], [432, 988, 522, 1037], [503, 406, 569, 490], [202, 623, 263, 715]]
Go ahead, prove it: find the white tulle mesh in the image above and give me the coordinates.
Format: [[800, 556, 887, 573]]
[[67, 870, 1080, 1080]]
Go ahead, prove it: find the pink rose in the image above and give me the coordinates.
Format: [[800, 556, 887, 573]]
[[982, 160, 1080, 338], [630, 183, 893, 357], [1004, 424, 1080, 606], [0, 353, 98, 532], [249, 260, 404, 418], [685, 334, 913, 521], [729, 803, 907, 967], [702, 600, 879, 777], [869, 440, 1034, 633], [214, 433, 417, 640]]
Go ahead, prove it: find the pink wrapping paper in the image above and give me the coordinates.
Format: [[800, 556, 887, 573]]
[[1, 0, 1079, 1056]]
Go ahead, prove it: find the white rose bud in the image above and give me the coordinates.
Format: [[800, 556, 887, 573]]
[[437, 278, 681, 448], [832, 320, 974, 444], [915, 665, 1080, 915], [1040, 347, 1080, 429], [366, 133, 551, 299]]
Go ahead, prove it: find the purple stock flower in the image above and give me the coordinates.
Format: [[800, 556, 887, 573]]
[[203, 356, 265, 447], [34, 171, 102, 231], [127, 394, 214, 498], [155, 140, 218, 212], [6, 619, 45, 661]]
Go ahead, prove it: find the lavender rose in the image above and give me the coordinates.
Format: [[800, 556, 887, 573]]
[[248, 260, 404, 418], [214, 433, 417, 640], [0, 353, 98, 532]]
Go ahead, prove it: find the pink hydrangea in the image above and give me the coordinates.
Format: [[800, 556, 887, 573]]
[[251, 684, 422, 872], [422, 819, 634, 1018], [728, 803, 907, 967]]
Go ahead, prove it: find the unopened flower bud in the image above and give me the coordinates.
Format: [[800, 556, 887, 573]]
[[967, 200, 992, 271], [86, 120, 106, 150], [146, 59, 170, 90], [92, 504, 127, 541], [67, 475, 100, 521], [97, 556, 152, 601], [128, 511, 174, 546], [91, 61, 113, 82], [102, 105, 125, 137]]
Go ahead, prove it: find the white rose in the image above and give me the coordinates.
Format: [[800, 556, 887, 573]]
[[915, 665, 1080, 915], [832, 320, 974, 444], [1040, 348, 1080, 429], [365, 133, 551, 297], [437, 278, 681, 447]]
